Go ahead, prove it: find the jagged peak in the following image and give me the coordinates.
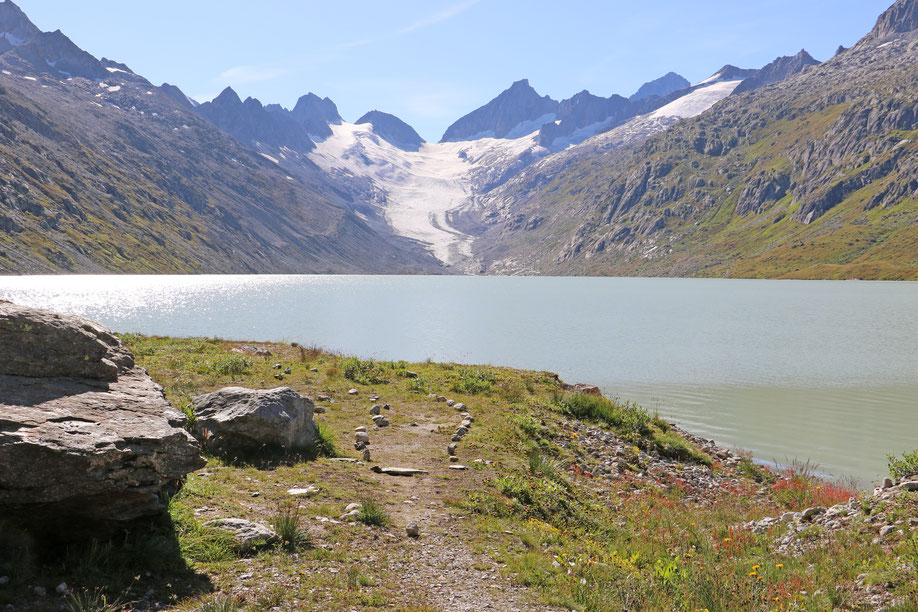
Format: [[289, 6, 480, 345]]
[[213, 86, 242, 105], [866, 0, 918, 41]]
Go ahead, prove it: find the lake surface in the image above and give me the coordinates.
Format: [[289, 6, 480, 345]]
[[2, 275, 916, 484]]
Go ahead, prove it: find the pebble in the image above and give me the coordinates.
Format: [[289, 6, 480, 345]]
[[348, 389, 359, 395], [0, 577, 7, 586], [454, 403, 467, 411], [427, 393, 438, 399], [55, 583, 69, 595], [448, 465, 467, 470], [456, 426, 469, 436], [32, 586, 46, 597], [447, 399, 456, 407], [284, 367, 291, 375], [317, 394, 331, 401], [451, 434, 462, 442], [370, 405, 382, 415], [405, 371, 419, 378], [447, 443, 458, 456], [449, 456, 460, 463], [314, 405, 327, 414], [369, 395, 380, 402], [310, 367, 319, 373], [355, 431, 370, 444], [362, 448, 372, 462], [406, 523, 420, 538], [879, 525, 895, 537]]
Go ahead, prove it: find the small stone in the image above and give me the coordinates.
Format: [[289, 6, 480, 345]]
[[205, 518, 278, 548], [436, 396, 447, 402], [405, 371, 419, 378], [32, 586, 46, 597], [348, 389, 359, 395], [448, 465, 467, 470], [449, 456, 460, 463], [451, 434, 462, 442], [461, 419, 473, 428], [355, 431, 370, 444], [370, 405, 382, 415], [273, 363, 282, 370], [427, 393, 438, 399], [284, 367, 291, 375], [355, 441, 367, 451], [781, 512, 796, 522], [446, 399, 456, 407], [317, 394, 331, 401], [406, 523, 420, 538], [898, 481, 918, 492], [879, 525, 895, 537], [55, 583, 69, 595], [340, 509, 361, 521], [454, 403, 466, 411], [362, 448, 371, 462], [0, 577, 8, 586], [314, 405, 327, 414], [456, 426, 469, 436], [369, 395, 380, 402], [882, 477, 894, 489], [355, 426, 367, 432], [345, 503, 362, 512], [447, 443, 458, 456]]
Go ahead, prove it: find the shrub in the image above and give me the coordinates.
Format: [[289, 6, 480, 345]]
[[888, 449, 918, 480], [450, 368, 496, 394], [65, 588, 124, 612], [357, 498, 390, 527], [341, 356, 387, 385], [208, 355, 252, 377]]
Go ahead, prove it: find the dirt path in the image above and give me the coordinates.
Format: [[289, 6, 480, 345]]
[[351, 402, 557, 611]]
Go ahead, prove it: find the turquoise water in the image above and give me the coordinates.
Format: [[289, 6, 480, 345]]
[[2, 275, 916, 483]]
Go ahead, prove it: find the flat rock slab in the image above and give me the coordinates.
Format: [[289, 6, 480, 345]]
[[205, 518, 277, 548], [370, 467, 429, 477]]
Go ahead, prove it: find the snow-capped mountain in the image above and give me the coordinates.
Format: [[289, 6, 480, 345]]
[[629, 72, 691, 101], [355, 111, 425, 152]]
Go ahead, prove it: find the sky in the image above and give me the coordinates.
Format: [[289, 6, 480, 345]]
[[13, 0, 894, 142]]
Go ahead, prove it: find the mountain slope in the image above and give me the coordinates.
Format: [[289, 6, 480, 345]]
[[472, 4, 918, 279], [629, 72, 691, 101], [356, 110, 425, 151], [0, 5, 440, 274]]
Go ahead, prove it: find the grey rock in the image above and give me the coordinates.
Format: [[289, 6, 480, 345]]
[[453, 403, 466, 411], [801, 507, 826, 521], [55, 582, 68, 595], [0, 576, 8, 586], [456, 426, 469, 436], [32, 586, 46, 597], [446, 399, 456, 407], [406, 523, 420, 537], [405, 371, 418, 378], [370, 405, 382, 415], [192, 387, 317, 455], [348, 389, 359, 395], [447, 443, 458, 456], [355, 431, 370, 445], [0, 309, 204, 541], [898, 481, 918, 492], [205, 518, 277, 548], [883, 477, 894, 488], [879, 525, 895, 537], [451, 434, 462, 442], [573, 383, 602, 396], [362, 448, 371, 462], [287, 486, 319, 497], [0, 300, 133, 380], [781, 512, 796, 522]]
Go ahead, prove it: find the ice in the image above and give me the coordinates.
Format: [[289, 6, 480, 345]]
[[310, 123, 545, 266], [259, 153, 280, 164]]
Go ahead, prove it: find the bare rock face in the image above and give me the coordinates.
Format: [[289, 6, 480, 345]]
[[0, 301, 205, 541], [192, 387, 318, 455], [0, 299, 134, 380]]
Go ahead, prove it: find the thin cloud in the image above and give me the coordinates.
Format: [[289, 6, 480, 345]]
[[218, 65, 287, 85], [398, 0, 481, 34]]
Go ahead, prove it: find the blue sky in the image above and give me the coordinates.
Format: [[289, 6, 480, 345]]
[[14, 0, 893, 141]]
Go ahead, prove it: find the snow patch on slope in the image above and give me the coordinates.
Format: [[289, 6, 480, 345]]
[[651, 80, 742, 119]]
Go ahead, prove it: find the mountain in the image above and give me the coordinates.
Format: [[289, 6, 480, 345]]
[[159, 82, 196, 110], [629, 72, 691, 101], [866, 0, 918, 41], [733, 50, 820, 94], [288, 92, 342, 140], [355, 110, 425, 151], [0, 0, 38, 54], [471, 2, 918, 279], [440, 79, 559, 142], [0, 2, 440, 274]]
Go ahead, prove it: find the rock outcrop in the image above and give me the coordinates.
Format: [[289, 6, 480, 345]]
[[192, 387, 318, 455], [0, 301, 205, 541], [356, 110, 425, 151]]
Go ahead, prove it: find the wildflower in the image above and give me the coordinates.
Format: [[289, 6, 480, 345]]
[[752, 565, 760, 570], [749, 571, 757, 577], [723, 538, 731, 542], [776, 563, 784, 568]]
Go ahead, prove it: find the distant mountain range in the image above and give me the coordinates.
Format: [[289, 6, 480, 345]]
[[0, 0, 915, 278]]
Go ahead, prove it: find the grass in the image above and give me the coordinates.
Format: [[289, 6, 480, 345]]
[[340, 356, 388, 385], [7, 334, 914, 611], [889, 449, 918, 480], [356, 498, 390, 528]]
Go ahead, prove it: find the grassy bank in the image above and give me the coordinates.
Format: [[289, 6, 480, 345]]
[[2, 336, 917, 611]]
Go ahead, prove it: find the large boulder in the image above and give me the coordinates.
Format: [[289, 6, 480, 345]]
[[192, 387, 318, 455], [0, 301, 205, 541], [0, 299, 134, 380]]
